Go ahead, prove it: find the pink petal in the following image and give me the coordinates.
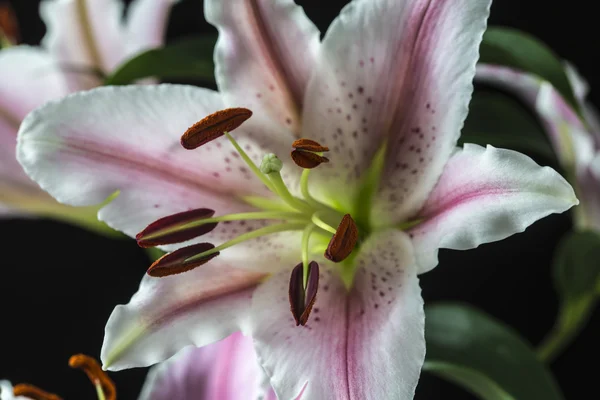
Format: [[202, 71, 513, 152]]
[[101, 261, 265, 371], [250, 230, 425, 399], [204, 0, 320, 136], [408, 144, 578, 273], [39, 0, 127, 89], [139, 332, 276, 400], [301, 0, 491, 222], [17, 85, 298, 266], [125, 0, 176, 56]]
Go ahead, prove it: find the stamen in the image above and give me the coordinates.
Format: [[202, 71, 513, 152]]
[[291, 138, 330, 169], [12, 384, 62, 400], [300, 169, 325, 209], [184, 222, 306, 264], [325, 214, 358, 262], [310, 212, 337, 234], [69, 354, 116, 400], [224, 132, 275, 192], [180, 108, 252, 149], [291, 150, 329, 169], [136, 208, 217, 248], [289, 261, 319, 326], [147, 243, 219, 277], [0, 2, 20, 46], [292, 138, 330, 153]]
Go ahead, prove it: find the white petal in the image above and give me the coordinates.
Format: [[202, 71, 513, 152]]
[[408, 144, 578, 273], [301, 0, 491, 221], [125, 0, 177, 56], [250, 230, 425, 399], [39, 0, 126, 89], [205, 0, 320, 136], [101, 261, 265, 370], [0, 46, 69, 121]]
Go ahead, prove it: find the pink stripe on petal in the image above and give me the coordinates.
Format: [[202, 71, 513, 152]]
[[302, 0, 491, 221], [101, 261, 265, 371], [205, 0, 320, 135], [250, 231, 424, 400], [408, 144, 578, 273]]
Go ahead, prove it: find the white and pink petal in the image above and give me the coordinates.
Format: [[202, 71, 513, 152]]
[[39, 0, 126, 89], [204, 0, 320, 136], [16, 84, 302, 266], [250, 230, 424, 400], [302, 0, 491, 221], [125, 0, 177, 56], [408, 144, 578, 273], [139, 332, 274, 400], [101, 261, 265, 371]]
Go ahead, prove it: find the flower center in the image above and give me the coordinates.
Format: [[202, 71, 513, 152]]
[[135, 108, 417, 325]]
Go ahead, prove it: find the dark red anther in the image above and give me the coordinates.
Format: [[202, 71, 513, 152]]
[[292, 138, 330, 153], [288, 261, 319, 326], [147, 243, 219, 277], [325, 214, 358, 262], [180, 108, 252, 149], [136, 208, 217, 248], [290, 150, 329, 169]]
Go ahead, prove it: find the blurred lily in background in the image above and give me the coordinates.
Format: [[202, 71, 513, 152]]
[[0, 0, 175, 231], [477, 63, 600, 231], [139, 332, 280, 400]]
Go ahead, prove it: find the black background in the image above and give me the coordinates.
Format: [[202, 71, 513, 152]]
[[1, 0, 598, 399]]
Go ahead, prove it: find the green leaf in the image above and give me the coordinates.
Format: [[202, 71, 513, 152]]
[[104, 35, 216, 86], [460, 88, 556, 161], [424, 303, 564, 400], [537, 230, 600, 361], [480, 27, 580, 114]]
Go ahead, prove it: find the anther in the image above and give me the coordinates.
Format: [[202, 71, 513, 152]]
[[181, 107, 252, 149], [136, 208, 217, 248], [290, 138, 330, 169], [291, 150, 329, 169], [147, 243, 219, 277], [325, 214, 358, 262], [292, 138, 330, 153], [69, 354, 116, 400], [12, 384, 62, 400], [289, 261, 319, 326]]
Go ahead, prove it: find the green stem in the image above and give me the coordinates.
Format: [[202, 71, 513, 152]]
[[537, 296, 595, 362], [225, 132, 275, 192], [311, 212, 337, 234], [185, 222, 306, 262], [268, 172, 312, 213], [301, 224, 315, 288]]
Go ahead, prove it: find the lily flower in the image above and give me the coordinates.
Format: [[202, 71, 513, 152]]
[[139, 332, 281, 400], [17, 0, 577, 398], [0, 0, 175, 227], [476, 63, 600, 230]]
